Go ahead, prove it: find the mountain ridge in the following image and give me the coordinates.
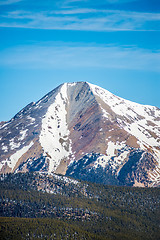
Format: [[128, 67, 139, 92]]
[[0, 81, 160, 187]]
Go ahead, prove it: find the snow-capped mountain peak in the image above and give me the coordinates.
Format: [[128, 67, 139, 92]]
[[0, 82, 160, 187]]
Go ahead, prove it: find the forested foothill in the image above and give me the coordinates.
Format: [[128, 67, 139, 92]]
[[0, 172, 159, 240]]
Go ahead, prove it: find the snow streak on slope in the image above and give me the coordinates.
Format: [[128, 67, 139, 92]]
[[0, 141, 34, 172], [39, 83, 72, 173]]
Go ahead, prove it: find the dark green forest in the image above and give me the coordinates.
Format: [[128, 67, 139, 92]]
[[0, 173, 160, 239]]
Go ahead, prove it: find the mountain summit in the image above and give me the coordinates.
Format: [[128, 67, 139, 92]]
[[0, 82, 160, 187]]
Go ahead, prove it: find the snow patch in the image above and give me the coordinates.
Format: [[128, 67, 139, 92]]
[[101, 107, 109, 119], [94, 155, 110, 169], [0, 141, 34, 171], [9, 138, 21, 150], [27, 116, 35, 123], [18, 129, 28, 141], [68, 82, 76, 87], [93, 139, 129, 170], [0, 122, 9, 130], [107, 141, 117, 156], [9, 141, 34, 170], [94, 141, 129, 170], [2, 145, 8, 152]]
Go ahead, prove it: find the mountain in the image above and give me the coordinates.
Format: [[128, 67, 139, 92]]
[[0, 82, 160, 187]]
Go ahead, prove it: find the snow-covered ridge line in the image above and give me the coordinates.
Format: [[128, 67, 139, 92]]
[[88, 82, 158, 110], [88, 82, 160, 146], [89, 82, 159, 122]]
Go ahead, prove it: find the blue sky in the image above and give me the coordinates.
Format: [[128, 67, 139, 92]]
[[0, 0, 160, 121]]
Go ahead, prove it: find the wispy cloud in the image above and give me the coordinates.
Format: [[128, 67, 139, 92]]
[[0, 43, 160, 72], [66, 0, 135, 3], [0, 0, 22, 5], [0, 8, 160, 31], [102, 0, 136, 2]]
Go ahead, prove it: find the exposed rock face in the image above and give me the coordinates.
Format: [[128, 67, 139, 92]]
[[0, 82, 160, 187]]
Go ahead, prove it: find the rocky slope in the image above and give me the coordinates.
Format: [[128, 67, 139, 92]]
[[0, 82, 160, 187]]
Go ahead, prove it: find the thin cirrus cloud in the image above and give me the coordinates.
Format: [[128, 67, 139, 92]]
[[0, 7, 160, 31], [65, 0, 135, 4], [0, 43, 160, 72], [0, 0, 22, 5]]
